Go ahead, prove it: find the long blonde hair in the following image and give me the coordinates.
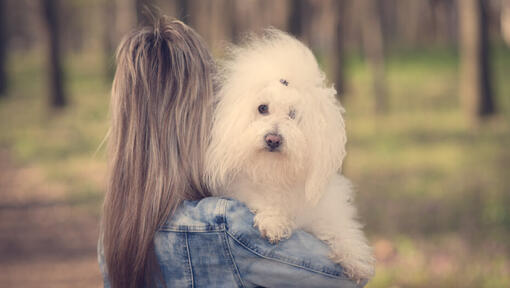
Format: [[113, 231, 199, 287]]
[[102, 17, 214, 288]]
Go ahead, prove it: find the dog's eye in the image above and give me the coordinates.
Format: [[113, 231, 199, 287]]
[[289, 109, 296, 120], [258, 104, 269, 115]]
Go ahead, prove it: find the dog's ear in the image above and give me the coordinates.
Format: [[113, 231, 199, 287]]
[[303, 87, 347, 205]]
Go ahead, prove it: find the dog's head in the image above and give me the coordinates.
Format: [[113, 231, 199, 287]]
[[205, 30, 346, 204]]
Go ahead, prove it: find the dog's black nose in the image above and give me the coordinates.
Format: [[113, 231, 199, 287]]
[[265, 133, 282, 150]]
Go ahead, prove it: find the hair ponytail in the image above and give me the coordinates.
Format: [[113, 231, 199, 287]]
[[102, 17, 214, 288]]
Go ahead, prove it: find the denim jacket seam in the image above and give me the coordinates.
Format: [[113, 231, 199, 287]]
[[160, 199, 229, 232], [222, 231, 246, 288], [184, 232, 195, 288], [226, 231, 349, 280], [220, 199, 246, 287], [159, 225, 225, 232]]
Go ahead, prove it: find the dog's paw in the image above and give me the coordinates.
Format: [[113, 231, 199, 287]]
[[253, 211, 293, 243], [329, 244, 375, 280]]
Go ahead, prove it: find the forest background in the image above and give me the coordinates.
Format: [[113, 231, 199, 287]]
[[0, 0, 509, 287]]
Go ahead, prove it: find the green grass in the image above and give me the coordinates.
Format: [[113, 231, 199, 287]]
[[1, 45, 510, 287]]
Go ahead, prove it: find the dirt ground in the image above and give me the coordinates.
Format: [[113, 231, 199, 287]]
[[0, 150, 103, 288]]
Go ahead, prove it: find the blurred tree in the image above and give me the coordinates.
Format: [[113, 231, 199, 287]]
[[228, 0, 282, 44], [458, 0, 495, 122], [229, 0, 262, 43], [288, 0, 317, 46], [177, 0, 189, 23], [188, 0, 209, 42], [332, 0, 346, 97], [359, 0, 387, 113], [102, 0, 137, 80], [103, 0, 117, 81], [502, 0, 510, 46], [42, 0, 66, 107], [187, 0, 230, 53], [288, 0, 306, 38], [430, 0, 457, 45], [0, 0, 6, 96], [136, 0, 155, 25], [227, 0, 239, 42], [59, 1, 85, 52], [115, 0, 137, 35]]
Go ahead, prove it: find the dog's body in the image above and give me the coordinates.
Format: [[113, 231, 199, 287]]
[[205, 30, 375, 280]]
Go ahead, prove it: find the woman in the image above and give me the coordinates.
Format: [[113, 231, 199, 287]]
[[99, 17, 367, 288]]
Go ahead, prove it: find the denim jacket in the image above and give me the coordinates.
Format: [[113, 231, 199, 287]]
[[98, 197, 367, 288]]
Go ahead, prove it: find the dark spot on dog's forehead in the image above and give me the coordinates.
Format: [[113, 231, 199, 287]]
[[280, 79, 289, 86]]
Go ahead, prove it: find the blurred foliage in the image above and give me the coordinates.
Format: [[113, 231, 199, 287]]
[[1, 42, 510, 288], [2, 0, 510, 287], [342, 45, 510, 287], [0, 50, 109, 213]]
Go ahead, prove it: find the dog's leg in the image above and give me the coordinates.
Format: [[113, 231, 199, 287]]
[[303, 175, 375, 280], [322, 224, 375, 280], [253, 208, 295, 243], [230, 182, 296, 243], [306, 211, 375, 280]]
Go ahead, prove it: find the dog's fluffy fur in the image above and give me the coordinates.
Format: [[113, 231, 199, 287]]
[[205, 30, 375, 279]]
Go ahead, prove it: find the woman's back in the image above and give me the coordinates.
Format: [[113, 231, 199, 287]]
[[100, 197, 365, 288]]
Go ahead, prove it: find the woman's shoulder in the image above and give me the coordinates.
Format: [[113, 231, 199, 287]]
[[161, 197, 355, 280], [160, 196, 230, 231], [160, 196, 261, 231], [223, 199, 352, 280], [161, 196, 339, 268]]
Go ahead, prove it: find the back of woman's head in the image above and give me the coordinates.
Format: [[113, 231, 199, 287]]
[[103, 17, 214, 288]]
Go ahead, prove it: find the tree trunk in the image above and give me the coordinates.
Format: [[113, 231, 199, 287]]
[[115, 0, 137, 39], [177, 0, 190, 24], [458, 0, 495, 122], [42, 0, 66, 108], [332, 0, 346, 98], [227, 0, 239, 42], [501, 0, 510, 47], [103, 0, 116, 81], [104, 0, 138, 82], [288, 0, 317, 50], [288, 0, 305, 38], [0, 0, 6, 97], [0, 0, 7, 96], [359, 0, 387, 113]]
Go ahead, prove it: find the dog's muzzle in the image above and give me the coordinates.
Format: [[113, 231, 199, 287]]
[[264, 133, 282, 151]]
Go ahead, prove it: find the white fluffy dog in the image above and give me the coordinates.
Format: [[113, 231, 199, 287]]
[[205, 30, 375, 280]]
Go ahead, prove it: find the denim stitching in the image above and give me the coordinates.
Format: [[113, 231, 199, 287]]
[[223, 231, 246, 288], [226, 231, 349, 279], [184, 232, 195, 288], [159, 225, 224, 232], [160, 199, 229, 232], [222, 200, 246, 288]]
